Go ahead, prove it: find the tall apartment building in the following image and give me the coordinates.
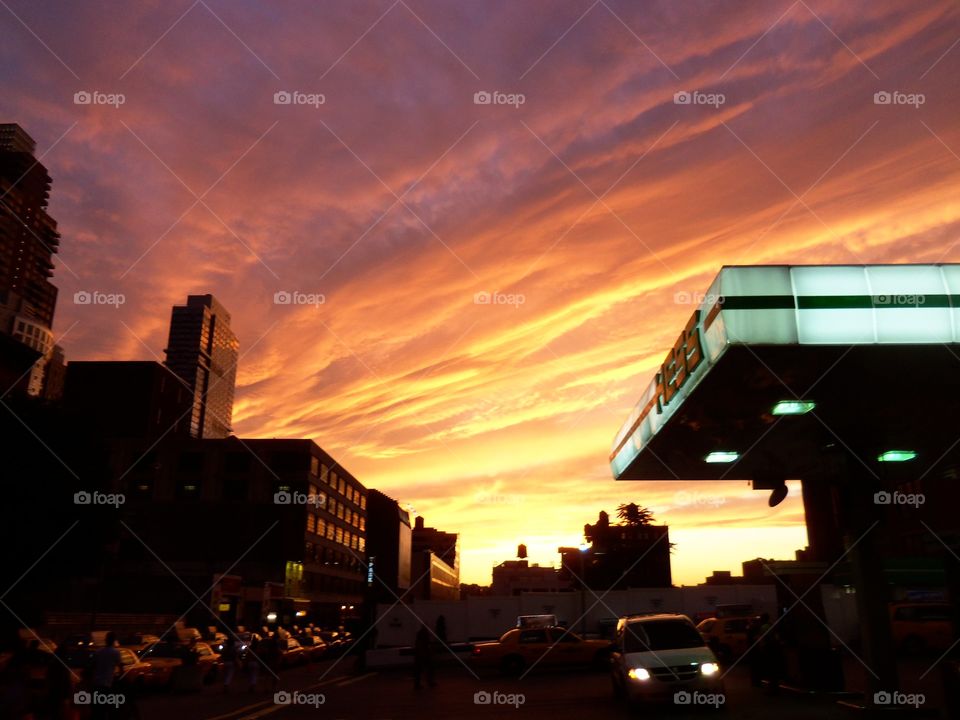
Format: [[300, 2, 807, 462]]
[[0, 123, 62, 395], [164, 294, 238, 438]]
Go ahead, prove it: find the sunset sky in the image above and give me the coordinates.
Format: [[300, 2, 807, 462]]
[[3, 0, 959, 586]]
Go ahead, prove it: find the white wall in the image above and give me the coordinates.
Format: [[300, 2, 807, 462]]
[[373, 585, 778, 646]]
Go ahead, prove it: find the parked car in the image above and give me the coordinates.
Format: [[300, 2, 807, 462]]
[[192, 641, 221, 681], [610, 614, 723, 705], [132, 642, 185, 684], [176, 626, 203, 645], [890, 602, 955, 652], [295, 634, 328, 661], [59, 646, 95, 683], [235, 631, 261, 661], [697, 615, 753, 661], [119, 633, 161, 652], [280, 637, 307, 667], [318, 630, 348, 657], [115, 647, 159, 688], [471, 626, 612, 676]]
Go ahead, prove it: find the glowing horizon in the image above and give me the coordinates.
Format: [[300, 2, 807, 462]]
[[3, 0, 959, 586]]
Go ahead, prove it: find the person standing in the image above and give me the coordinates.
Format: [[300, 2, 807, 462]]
[[435, 616, 447, 649], [412, 625, 435, 690], [91, 632, 122, 719], [245, 635, 261, 693], [220, 636, 238, 693], [746, 615, 765, 687]]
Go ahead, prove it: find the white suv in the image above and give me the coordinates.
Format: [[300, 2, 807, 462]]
[[610, 614, 724, 706]]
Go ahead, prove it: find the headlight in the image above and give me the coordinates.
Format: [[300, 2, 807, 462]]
[[700, 662, 719, 676], [627, 667, 650, 681]]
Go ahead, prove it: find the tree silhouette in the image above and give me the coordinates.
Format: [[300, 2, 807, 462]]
[[616, 502, 655, 526]]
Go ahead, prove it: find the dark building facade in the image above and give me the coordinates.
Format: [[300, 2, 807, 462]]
[[164, 294, 238, 439], [559, 511, 672, 589], [365, 490, 412, 602], [492, 559, 571, 595], [0, 123, 62, 395], [64, 361, 193, 438], [410, 516, 459, 601], [84, 437, 368, 629]]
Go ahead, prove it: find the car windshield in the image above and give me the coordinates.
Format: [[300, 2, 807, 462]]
[[625, 620, 704, 652]]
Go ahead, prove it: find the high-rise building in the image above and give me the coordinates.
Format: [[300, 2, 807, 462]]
[[0, 123, 62, 395], [365, 490, 412, 602], [163, 294, 238, 438]]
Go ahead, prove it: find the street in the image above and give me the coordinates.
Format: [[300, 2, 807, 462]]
[[134, 659, 862, 720]]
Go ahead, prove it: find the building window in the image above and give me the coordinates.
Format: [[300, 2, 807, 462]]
[[310, 456, 319, 476], [317, 518, 326, 536], [307, 514, 316, 534], [270, 452, 306, 473], [224, 452, 251, 473], [335, 527, 343, 544], [222, 476, 248, 502], [177, 452, 203, 472], [326, 524, 335, 540], [321, 464, 329, 483], [338, 477, 345, 494], [360, 495, 366, 510], [177, 480, 200, 500]]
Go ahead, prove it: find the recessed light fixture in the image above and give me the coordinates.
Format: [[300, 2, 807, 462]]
[[704, 451, 739, 463], [877, 450, 917, 463], [771, 400, 816, 415]]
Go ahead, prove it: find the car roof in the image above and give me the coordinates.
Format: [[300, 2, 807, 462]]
[[621, 613, 691, 624]]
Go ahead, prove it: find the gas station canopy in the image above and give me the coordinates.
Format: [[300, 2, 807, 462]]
[[610, 264, 960, 482]]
